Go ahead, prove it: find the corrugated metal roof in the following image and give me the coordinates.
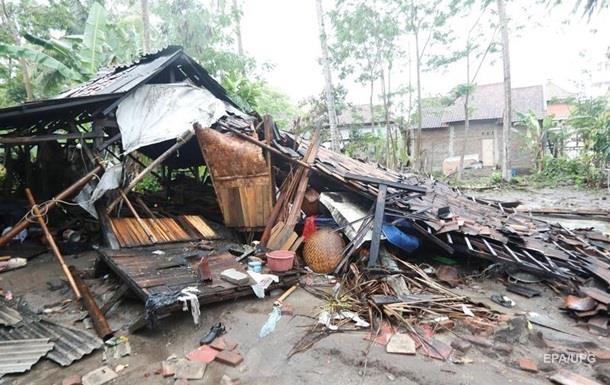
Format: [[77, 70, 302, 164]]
[[0, 319, 102, 366], [57, 46, 182, 99], [0, 302, 22, 326], [0, 45, 238, 131], [0, 338, 54, 375]]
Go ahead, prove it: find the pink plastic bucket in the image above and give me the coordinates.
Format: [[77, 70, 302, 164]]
[[266, 250, 295, 272]]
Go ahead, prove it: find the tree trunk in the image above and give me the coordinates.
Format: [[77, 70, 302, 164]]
[[369, 77, 375, 159], [458, 51, 471, 181], [20, 58, 33, 101], [140, 0, 151, 53], [414, 29, 423, 171], [233, 0, 244, 58], [380, 67, 390, 167], [497, 0, 512, 181], [315, 0, 340, 152]]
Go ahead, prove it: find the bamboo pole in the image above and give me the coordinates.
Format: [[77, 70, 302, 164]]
[[25, 188, 81, 300], [106, 130, 195, 213]]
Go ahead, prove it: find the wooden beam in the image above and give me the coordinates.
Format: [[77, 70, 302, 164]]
[[367, 183, 387, 268], [69, 266, 113, 340], [0, 132, 103, 144]]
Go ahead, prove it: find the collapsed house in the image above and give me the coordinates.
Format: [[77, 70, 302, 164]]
[[0, 46, 609, 380]]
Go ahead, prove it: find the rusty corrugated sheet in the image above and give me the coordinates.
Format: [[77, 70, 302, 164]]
[[196, 127, 273, 229], [0, 319, 102, 366], [0, 338, 54, 375]]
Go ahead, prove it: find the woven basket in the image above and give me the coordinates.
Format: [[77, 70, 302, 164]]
[[302, 228, 344, 273]]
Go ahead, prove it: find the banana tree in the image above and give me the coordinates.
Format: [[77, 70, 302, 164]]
[[1, 2, 134, 99]]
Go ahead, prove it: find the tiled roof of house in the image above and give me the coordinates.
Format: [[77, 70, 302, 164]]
[[441, 83, 545, 124], [419, 104, 447, 129], [336, 104, 397, 127]]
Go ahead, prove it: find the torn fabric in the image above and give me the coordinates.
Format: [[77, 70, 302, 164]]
[[74, 163, 122, 218], [116, 83, 228, 154]]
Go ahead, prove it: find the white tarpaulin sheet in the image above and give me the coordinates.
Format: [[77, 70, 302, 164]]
[[74, 163, 123, 218], [116, 83, 227, 154]]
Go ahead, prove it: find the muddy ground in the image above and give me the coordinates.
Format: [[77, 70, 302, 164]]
[[2, 187, 609, 385]]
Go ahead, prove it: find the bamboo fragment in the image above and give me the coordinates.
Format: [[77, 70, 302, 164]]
[[25, 188, 81, 300]]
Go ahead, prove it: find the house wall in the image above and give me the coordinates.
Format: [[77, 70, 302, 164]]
[[418, 120, 534, 174]]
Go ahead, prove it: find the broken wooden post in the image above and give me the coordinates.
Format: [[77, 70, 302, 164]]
[[368, 184, 387, 268], [69, 266, 114, 340], [24, 188, 81, 300], [266, 130, 320, 250], [0, 164, 104, 246], [106, 129, 195, 213]]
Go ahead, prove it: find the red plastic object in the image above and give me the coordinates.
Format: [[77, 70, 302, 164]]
[[303, 215, 317, 240], [266, 250, 295, 272]]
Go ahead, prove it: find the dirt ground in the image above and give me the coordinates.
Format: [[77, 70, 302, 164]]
[[2, 186, 609, 385], [468, 185, 610, 233]]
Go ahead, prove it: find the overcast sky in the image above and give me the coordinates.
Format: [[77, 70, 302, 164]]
[[240, 0, 610, 105]]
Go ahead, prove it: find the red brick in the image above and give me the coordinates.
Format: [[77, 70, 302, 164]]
[[518, 358, 538, 373], [186, 345, 220, 364], [62, 374, 82, 385], [215, 350, 244, 367], [209, 336, 238, 351]]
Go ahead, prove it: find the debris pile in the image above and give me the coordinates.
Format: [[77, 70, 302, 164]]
[[0, 46, 608, 383]]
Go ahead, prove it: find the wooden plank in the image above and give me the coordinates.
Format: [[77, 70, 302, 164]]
[[368, 184, 387, 268]]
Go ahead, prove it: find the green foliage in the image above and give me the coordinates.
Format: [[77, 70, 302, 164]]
[[299, 85, 349, 136], [254, 84, 299, 129], [568, 97, 610, 168], [153, 0, 254, 79], [221, 71, 298, 129], [489, 171, 503, 184], [80, 2, 108, 74], [135, 174, 163, 193], [529, 156, 604, 186], [515, 110, 556, 172]]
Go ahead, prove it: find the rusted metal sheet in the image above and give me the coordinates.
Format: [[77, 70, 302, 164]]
[[0, 338, 54, 375], [196, 127, 273, 229], [563, 295, 598, 312]]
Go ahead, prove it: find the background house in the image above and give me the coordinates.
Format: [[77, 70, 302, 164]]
[[324, 104, 401, 160], [416, 83, 552, 174]]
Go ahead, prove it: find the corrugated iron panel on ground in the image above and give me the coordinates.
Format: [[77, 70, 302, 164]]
[[0, 302, 22, 326], [0, 338, 54, 375], [0, 320, 102, 366]]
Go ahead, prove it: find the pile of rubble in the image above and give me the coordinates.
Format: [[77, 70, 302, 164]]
[[0, 47, 608, 384]]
